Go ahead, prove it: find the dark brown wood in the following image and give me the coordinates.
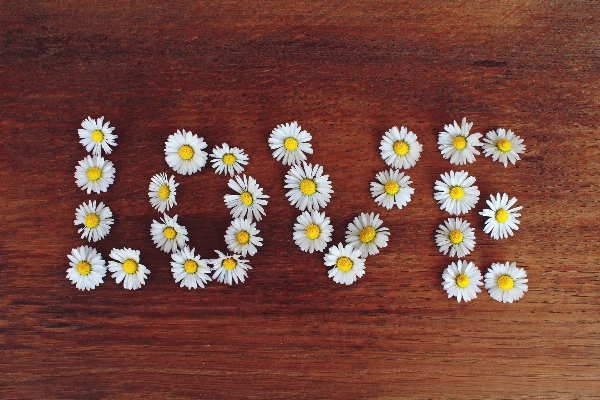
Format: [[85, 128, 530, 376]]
[[1, 1, 599, 398]]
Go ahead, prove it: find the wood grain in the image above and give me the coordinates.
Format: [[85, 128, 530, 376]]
[[1, 1, 599, 398]]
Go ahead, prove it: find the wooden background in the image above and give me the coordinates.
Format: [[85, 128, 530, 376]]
[[1, 1, 599, 398]]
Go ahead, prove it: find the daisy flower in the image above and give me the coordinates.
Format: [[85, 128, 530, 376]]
[[224, 175, 269, 222], [442, 260, 483, 302], [284, 162, 333, 212], [78, 116, 117, 156], [74, 155, 115, 194], [66, 245, 106, 291], [438, 117, 482, 165], [74, 200, 113, 242], [170, 246, 212, 289], [435, 217, 476, 258], [164, 129, 208, 175], [345, 212, 390, 258], [482, 128, 526, 167], [150, 213, 189, 253], [434, 170, 480, 215], [225, 218, 262, 257], [480, 193, 522, 240], [268, 121, 313, 165], [325, 243, 366, 285], [484, 261, 528, 303], [210, 250, 252, 285], [370, 169, 415, 210], [210, 143, 249, 176], [293, 210, 334, 253], [148, 172, 178, 213], [108, 248, 150, 290], [379, 126, 422, 169]]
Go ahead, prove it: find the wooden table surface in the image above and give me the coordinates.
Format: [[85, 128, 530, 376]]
[[1, 1, 599, 398]]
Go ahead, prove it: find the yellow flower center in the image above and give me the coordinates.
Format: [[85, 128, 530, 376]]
[[77, 261, 91, 275], [305, 223, 320, 240], [122, 259, 138, 274], [456, 273, 469, 288], [163, 227, 177, 239], [237, 231, 250, 245], [449, 229, 463, 244], [497, 138, 512, 152], [384, 181, 399, 195], [359, 226, 376, 243], [453, 136, 467, 150], [495, 209, 509, 223], [87, 166, 102, 181], [240, 191, 253, 206], [284, 137, 298, 151], [300, 179, 316, 195], [178, 145, 194, 160], [336, 256, 353, 272], [449, 186, 464, 200], [393, 141, 409, 156], [84, 213, 100, 228], [158, 184, 170, 200], [91, 129, 104, 143], [498, 275, 514, 290], [184, 260, 198, 274], [223, 258, 237, 270], [223, 153, 236, 165]]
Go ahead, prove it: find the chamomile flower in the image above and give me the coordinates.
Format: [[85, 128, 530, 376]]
[[225, 218, 262, 257], [480, 193, 522, 240], [293, 210, 334, 253], [435, 217, 476, 258], [224, 175, 269, 222], [438, 117, 482, 165], [268, 121, 313, 165], [379, 126, 422, 169], [442, 260, 483, 302], [74, 200, 113, 242], [148, 172, 178, 213], [434, 170, 480, 215], [78, 116, 117, 156], [482, 128, 526, 167], [484, 262, 528, 303], [210, 143, 249, 176], [74, 155, 115, 194], [150, 213, 189, 253], [370, 169, 414, 210], [284, 162, 333, 212], [170, 246, 212, 289], [164, 129, 208, 175], [108, 248, 150, 290], [345, 212, 390, 258], [210, 250, 252, 285], [66, 245, 106, 291], [325, 243, 366, 285]]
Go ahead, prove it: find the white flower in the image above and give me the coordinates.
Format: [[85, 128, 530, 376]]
[[74, 200, 113, 242], [151, 213, 189, 253], [66, 245, 106, 291], [268, 121, 313, 165], [480, 193, 522, 240], [148, 172, 178, 213], [74, 155, 115, 194], [210, 143, 249, 176], [108, 248, 150, 290], [209, 250, 252, 285], [434, 170, 480, 215], [170, 246, 212, 289], [325, 243, 366, 285], [370, 169, 414, 210], [438, 117, 482, 165], [224, 175, 269, 222], [293, 210, 334, 253], [225, 218, 262, 257], [284, 162, 333, 212], [435, 217, 476, 258], [164, 129, 208, 175], [345, 212, 390, 258], [78, 116, 117, 156], [379, 126, 422, 169], [482, 128, 526, 167], [484, 261, 528, 303], [442, 260, 483, 302]]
